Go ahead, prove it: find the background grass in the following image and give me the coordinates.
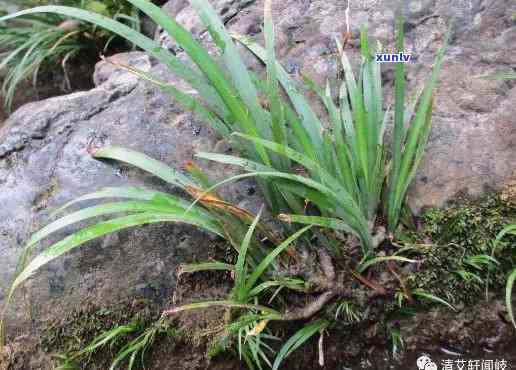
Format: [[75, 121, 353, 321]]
[[0, 0, 139, 110]]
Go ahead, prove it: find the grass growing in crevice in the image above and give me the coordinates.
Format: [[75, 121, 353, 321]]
[[495, 223, 516, 330], [18, 192, 515, 369]]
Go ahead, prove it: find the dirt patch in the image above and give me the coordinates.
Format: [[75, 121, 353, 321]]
[[0, 336, 52, 370], [3, 288, 514, 370]]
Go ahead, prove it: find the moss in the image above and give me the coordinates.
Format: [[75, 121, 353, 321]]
[[406, 193, 516, 305], [40, 298, 192, 369], [423, 194, 515, 250], [41, 299, 146, 354]]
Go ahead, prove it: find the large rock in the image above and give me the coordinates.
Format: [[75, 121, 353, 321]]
[[1, 0, 515, 336]]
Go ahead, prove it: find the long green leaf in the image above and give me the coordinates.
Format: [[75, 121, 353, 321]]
[[361, 26, 381, 184], [386, 15, 406, 231], [16, 199, 207, 278], [264, 0, 287, 170], [93, 145, 195, 189], [189, 0, 268, 129], [233, 34, 325, 160], [53, 187, 166, 215], [391, 30, 449, 228], [480, 72, 516, 80], [494, 224, 516, 253], [185, 0, 271, 165], [163, 300, 281, 316], [340, 49, 369, 189], [99, 59, 232, 138], [278, 214, 355, 235], [127, 0, 262, 125], [245, 225, 312, 292], [29, 200, 208, 249], [413, 289, 456, 311], [235, 208, 263, 302], [337, 80, 361, 201], [248, 278, 308, 298], [272, 319, 329, 370], [402, 98, 434, 199], [75, 325, 137, 358], [506, 268, 516, 330], [357, 255, 417, 273], [26, 212, 221, 284], [179, 261, 235, 274]]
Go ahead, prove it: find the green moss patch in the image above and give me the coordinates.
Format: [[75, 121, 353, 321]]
[[406, 193, 516, 305]]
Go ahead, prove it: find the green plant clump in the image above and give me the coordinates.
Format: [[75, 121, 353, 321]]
[[0, 0, 451, 368], [39, 299, 190, 370]]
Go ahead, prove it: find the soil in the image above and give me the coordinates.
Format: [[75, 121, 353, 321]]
[[2, 275, 515, 370]]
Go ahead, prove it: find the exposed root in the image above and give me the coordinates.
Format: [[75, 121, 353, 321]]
[[281, 291, 336, 321], [318, 330, 325, 366], [372, 225, 386, 248], [318, 249, 336, 282], [351, 270, 387, 295], [168, 232, 389, 326]]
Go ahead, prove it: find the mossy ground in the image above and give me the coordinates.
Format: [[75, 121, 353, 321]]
[[39, 299, 188, 369], [405, 193, 516, 305], [2, 192, 516, 369]]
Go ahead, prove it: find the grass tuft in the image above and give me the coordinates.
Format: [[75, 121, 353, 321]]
[[0, 0, 139, 111]]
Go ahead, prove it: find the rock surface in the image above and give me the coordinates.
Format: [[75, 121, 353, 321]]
[[1, 0, 515, 335]]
